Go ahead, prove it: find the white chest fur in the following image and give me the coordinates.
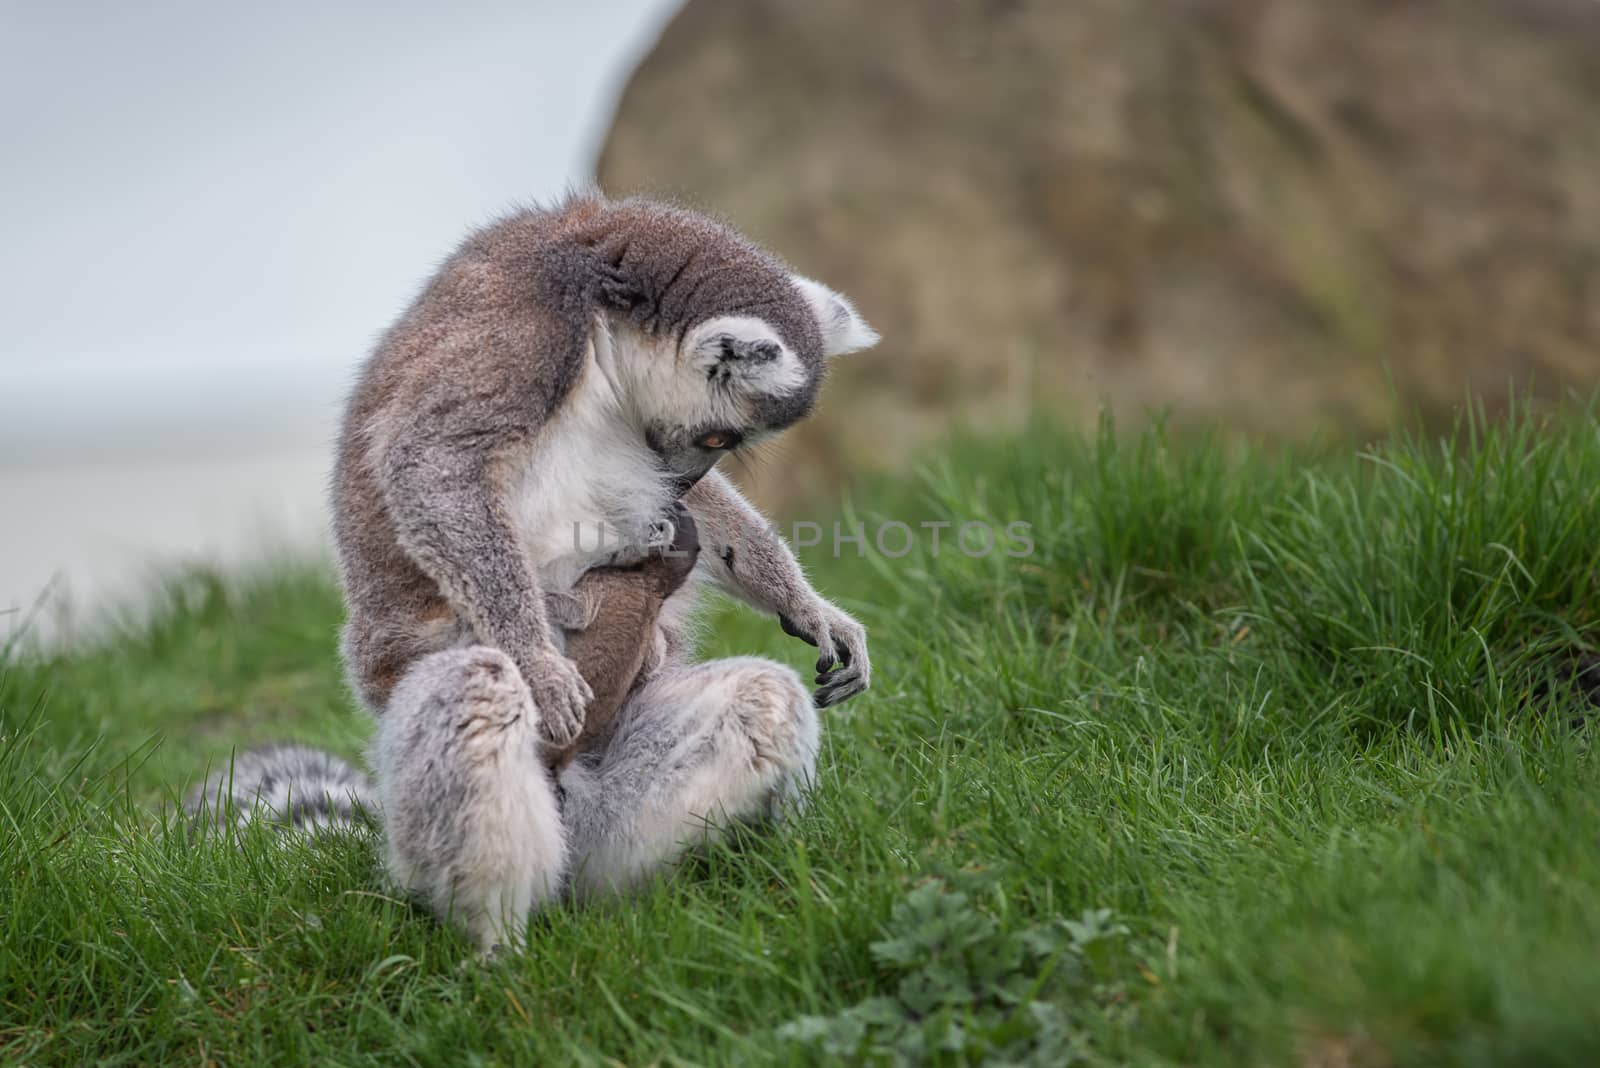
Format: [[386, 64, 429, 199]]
[[510, 329, 673, 592]]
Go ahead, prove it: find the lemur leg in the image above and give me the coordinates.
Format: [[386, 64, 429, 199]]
[[371, 645, 567, 952], [559, 655, 820, 898]]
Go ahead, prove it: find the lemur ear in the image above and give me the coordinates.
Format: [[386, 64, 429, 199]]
[[792, 275, 880, 358]]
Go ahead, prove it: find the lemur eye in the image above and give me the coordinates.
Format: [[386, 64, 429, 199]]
[[696, 431, 740, 450]]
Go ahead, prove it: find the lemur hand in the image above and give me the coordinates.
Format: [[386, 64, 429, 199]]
[[520, 645, 593, 748], [653, 502, 701, 591], [602, 502, 701, 594], [779, 599, 871, 708]]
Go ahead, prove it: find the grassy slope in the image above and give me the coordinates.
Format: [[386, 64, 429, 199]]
[[3, 404, 1599, 1066]]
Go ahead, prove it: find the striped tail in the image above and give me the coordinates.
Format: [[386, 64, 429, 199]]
[[185, 744, 378, 835]]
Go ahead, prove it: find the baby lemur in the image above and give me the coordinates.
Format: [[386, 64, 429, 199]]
[[540, 503, 701, 768], [190, 193, 880, 951]]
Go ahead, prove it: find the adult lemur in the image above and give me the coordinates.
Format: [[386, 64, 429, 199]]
[[188, 194, 878, 950]]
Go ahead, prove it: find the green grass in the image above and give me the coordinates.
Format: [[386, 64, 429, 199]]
[[4, 400, 1599, 1065]]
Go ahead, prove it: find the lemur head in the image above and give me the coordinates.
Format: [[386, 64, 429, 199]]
[[641, 276, 877, 485], [582, 199, 879, 485]]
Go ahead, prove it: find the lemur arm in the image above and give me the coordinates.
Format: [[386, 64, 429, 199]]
[[683, 469, 871, 707], [378, 390, 591, 748]]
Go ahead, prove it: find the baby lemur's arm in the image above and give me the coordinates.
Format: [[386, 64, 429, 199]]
[[684, 470, 871, 708], [542, 505, 701, 768]]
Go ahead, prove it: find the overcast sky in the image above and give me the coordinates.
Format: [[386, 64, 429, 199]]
[[0, 0, 680, 462]]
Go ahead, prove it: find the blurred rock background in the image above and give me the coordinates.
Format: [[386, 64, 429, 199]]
[[597, 0, 1600, 506], [8, 0, 1600, 626]]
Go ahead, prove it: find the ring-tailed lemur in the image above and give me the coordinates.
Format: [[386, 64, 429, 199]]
[[187, 194, 880, 950]]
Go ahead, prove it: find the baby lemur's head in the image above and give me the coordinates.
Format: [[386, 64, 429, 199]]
[[575, 197, 879, 485]]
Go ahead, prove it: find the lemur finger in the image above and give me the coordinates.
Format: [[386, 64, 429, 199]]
[[814, 677, 862, 708], [538, 705, 581, 748], [828, 667, 866, 695], [839, 640, 869, 685], [816, 657, 862, 684], [815, 655, 851, 683]]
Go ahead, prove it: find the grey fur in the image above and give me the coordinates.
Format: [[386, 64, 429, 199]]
[[371, 646, 566, 949]]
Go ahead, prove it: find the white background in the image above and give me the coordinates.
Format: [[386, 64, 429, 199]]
[[0, 0, 681, 637]]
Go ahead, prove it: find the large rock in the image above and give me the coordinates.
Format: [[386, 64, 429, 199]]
[[597, 0, 1600, 505]]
